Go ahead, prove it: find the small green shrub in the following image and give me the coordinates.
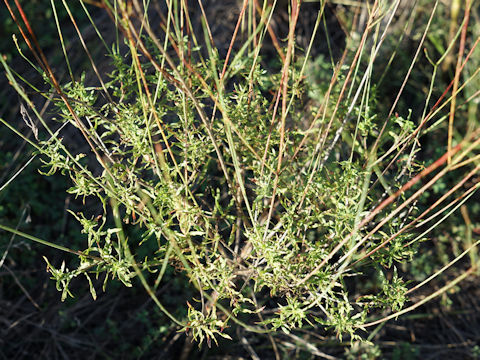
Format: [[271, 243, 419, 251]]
[[1, 0, 479, 350]]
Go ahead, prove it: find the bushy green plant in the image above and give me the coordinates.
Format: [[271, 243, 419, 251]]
[[1, 0, 479, 351]]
